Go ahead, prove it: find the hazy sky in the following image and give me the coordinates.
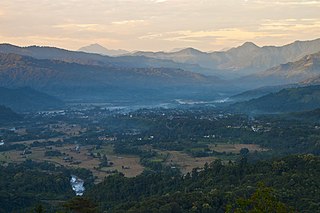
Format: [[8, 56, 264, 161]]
[[1, 0, 320, 51]]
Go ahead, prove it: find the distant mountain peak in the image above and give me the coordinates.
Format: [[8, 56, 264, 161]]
[[78, 44, 129, 56], [176, 47, 204, 54], [85, 43, 105, 48], [226, 41, 260, 55], [238, 42, 260, 50]]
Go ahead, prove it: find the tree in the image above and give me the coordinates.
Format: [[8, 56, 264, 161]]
[[240, 148, 249, 157], [226, 183, 293, 213], [63, 197, 98, 213], [34, 204, 45, 213]]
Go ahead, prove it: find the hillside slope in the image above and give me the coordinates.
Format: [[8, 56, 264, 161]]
[[231, 85, 320, 113], [0, 105, 21, 122], [0, 87, 64, 112], [239, 51, 320, 88], [0, 53, 223, 101], [0, 44, 216, 77]]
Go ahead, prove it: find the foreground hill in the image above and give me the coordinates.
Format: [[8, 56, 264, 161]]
[[0, 87, 64, 112], [2, 155, 319, 212], [231, 85, 320, 113], [229, 84, 297, 102], [133, 38, 320, 76], [86, 155, 319, 212], [0, 53, 223, 101], [0, 105, 21, 122], [284, 108, 320, 122]]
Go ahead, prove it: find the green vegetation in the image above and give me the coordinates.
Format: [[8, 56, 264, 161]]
[[86, 155, 319, 212], [0, 105, 21, 123], [0, 53, 220, 102], [45, 150, 63, 157], [1, 106, 320, 212], [226, 183, 293, 213], [232, 85, 320, 113], [0, 87, 64, 112], [0, 160, 94, 212]]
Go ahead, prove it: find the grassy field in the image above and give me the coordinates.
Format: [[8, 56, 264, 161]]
[[1, 137, 267, 182], [48, 123, 86, 136], [157, 150, 217, 174], [209, 143, 268, 153], [0, 143, 144, 183], [12, 137, 63, 145]]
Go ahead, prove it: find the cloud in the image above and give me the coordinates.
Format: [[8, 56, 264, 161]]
[[253, 0, 320, 5], [260, 18, 320, 31], [53, 23, 102, 31], [139, 33, 164, 40], [1, 0, 320, 51], [150, 0, 168, 3], [275, 0, 320, 5], [140, 28, 286, 43], [112, 19, 147, 26]]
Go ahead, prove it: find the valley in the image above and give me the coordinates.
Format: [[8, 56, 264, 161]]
[[1, 39, 320, 212], [2, 0, 320, 212], [6, 103, 320, 212]]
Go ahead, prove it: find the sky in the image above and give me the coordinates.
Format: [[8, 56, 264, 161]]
[[0, 0, 320, 52]]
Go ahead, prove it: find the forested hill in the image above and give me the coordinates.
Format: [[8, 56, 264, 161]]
[[231, 85, 320, 113], [0, 53, 222, 102], [86, 155, 320, 213], [0, 87, 64, 112], [0, 105, 21, 122], [0, 160, 94, 213], [1, 154, 319, 212]]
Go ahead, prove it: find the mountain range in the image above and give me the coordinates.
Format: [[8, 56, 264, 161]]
[[0, 53, 223, 102], [132, 38, 320, 77], [0, 43, 215, 77], [240, 51, 320, 87], [1, 39, 320, 105], [2, 38, 320, 81]]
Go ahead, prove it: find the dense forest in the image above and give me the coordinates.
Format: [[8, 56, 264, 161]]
[[0, 160, 94, 213], [231, 85, 320, 113], [1, 155, 318, 212], [86, 154, 319, 212]]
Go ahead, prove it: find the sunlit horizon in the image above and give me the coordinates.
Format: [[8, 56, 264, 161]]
[[1, 0, 320, 52]]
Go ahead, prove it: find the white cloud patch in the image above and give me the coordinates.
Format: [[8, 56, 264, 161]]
[[53, 24, 101, 31], [150, 0, 168, 3], [140, 28, 286, 43], [275, 0, 320, 5], [112, 19, 147, 25], [260, 18, 320, 31], [253, 0, 320, 5]]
